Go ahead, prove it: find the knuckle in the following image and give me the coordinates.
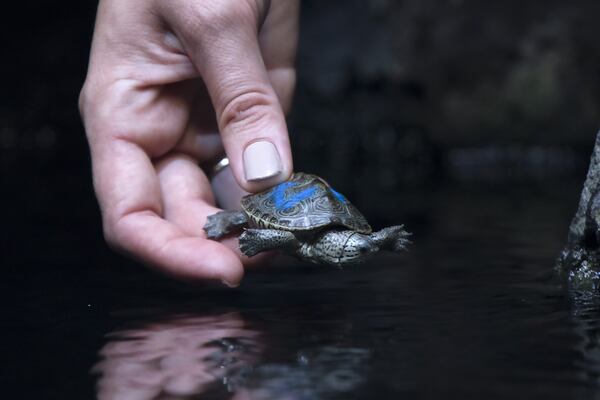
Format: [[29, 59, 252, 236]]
[[172, 0, 260, 37], [78, 79, 104, 123], [220, 89, 279, 131], [102, 213, 131, 254], [100, 206, 127, 251], [78, 84, 89, 118], [78, 80, 146, 143], [204, 0, 260, 25], [102, 220, 121, 250]]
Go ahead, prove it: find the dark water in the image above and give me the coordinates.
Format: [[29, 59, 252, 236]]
[[9, 176, 600, 399]]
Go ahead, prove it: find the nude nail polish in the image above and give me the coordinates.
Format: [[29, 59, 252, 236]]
[[243, 140, 282, 182]]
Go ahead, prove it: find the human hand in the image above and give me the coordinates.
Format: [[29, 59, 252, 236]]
[[94, 313, 260, 398], [79, 0, 298, 286]]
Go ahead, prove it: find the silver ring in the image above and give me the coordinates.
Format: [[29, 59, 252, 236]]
[[211, 157, 230, 177]]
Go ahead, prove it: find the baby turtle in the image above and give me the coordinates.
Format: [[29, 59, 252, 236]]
[[204, 173, 411, 266]]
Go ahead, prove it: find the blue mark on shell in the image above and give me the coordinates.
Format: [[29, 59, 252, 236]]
[[271, 181, 318, 211], [271, 181, 297, 209], [330, 188, 347, 203], [269, 178, 347, 211], [281, 187, 317, 210]]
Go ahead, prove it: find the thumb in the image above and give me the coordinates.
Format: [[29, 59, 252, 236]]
[[165, 2, 293, 193]]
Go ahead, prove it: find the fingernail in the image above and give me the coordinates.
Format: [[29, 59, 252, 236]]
[[243, 140, 282, 182], [222, 279, 240, 288]]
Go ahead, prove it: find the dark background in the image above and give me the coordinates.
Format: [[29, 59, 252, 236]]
[[4, 0, 600, 263], [5, 0, 600, 182], [4, 1, 600, 397]]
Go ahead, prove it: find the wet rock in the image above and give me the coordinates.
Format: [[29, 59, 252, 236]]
[[558, 130, 600, 290]]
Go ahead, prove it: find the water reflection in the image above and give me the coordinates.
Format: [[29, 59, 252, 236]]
[[93, 310, 371, 400], [568, 291, 600, 384], [247, 347, 369, 400], [93, 312, 261, 399]]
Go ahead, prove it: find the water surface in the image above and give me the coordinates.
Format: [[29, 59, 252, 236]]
[[11, 180, 600, 399]]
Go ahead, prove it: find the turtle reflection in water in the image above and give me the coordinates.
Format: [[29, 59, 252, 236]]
[[204, 173, 411, 266]]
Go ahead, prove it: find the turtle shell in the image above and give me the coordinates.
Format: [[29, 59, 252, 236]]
[[241, 172, 372, 233]]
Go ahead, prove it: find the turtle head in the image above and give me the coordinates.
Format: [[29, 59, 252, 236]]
[[341, 232, 379, 263]]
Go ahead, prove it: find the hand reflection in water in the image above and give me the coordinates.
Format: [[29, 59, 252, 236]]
[[93, 312, 261, 399]]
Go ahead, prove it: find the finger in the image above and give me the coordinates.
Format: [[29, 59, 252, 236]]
[[116, 212, 244, 286], [160, 1, 293, 193], [172, 80, 224, 162], [155, 153, 269, 267], [259, 0, 299, 114], [211, 165, 249, 211], [92, 139, 244, 286], [155, 153, 219, 230], [266, 67, 296, 115]]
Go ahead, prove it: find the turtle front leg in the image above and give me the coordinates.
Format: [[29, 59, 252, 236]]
[[204, 211, 248, 239], [239, 229, 301, 257], [370, 225, 411, 252]]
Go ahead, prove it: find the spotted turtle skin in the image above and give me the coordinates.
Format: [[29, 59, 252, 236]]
[[241, 172, 371, 233]]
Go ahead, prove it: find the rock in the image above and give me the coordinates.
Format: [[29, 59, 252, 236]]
[[558, 130, 600, 290]]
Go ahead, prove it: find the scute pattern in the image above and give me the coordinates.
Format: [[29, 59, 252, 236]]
[[241, 173, 372, 233]]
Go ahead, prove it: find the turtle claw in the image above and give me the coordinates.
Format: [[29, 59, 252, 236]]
[[204, 211, 227, 239], [390, 226, 412, 251], [203, 214, 224, 239], [203, 211, 247, 239], [371, 225, 412, 252], [393, 234, 412, 252], [239, 230, 262, 257]]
